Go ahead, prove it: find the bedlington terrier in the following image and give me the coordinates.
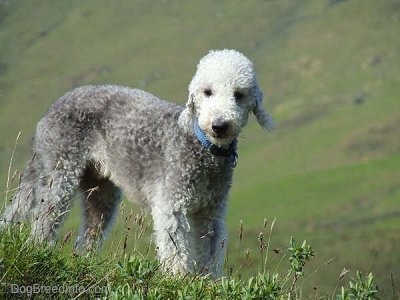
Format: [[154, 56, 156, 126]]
[[1, 49, 274, 276]]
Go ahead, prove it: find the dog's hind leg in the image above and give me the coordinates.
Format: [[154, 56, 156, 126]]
[[29, 157, 83, 244], [0, 158, 37, 228], [75, 163, 122, 251]]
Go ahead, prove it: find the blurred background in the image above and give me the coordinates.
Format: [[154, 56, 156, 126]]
[[0, 0, 399, 296]]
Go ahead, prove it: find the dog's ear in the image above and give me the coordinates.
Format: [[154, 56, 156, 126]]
[[252, 86, 275, 132], [178, 93, 196, 131]]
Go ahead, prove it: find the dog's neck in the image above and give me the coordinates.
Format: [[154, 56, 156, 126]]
[[193, 121, 238, 168]]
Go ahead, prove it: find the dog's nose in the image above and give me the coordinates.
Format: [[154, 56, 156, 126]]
[[212, 120, 229, 135]]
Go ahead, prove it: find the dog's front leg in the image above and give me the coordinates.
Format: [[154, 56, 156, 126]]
[[188, 214, 227, 277], [151, 205, 196, 274], [151, 203, 227, 277]]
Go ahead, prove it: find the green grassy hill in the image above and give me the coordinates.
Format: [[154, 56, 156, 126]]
[[1, 0, 399, 297]]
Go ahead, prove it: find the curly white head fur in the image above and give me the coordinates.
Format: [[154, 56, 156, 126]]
[[179, 49, 274, 147]]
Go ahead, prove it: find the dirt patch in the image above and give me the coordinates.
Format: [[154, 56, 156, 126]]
[[279, 103, 332, 129], [344, 117, 400, 157]]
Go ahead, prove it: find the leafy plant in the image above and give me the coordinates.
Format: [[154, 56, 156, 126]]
[[287, 237, 314, 298], [337, 271, 379, 300], [117, 255, 159, 283]]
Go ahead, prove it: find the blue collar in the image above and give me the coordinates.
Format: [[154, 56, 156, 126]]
[[194, 122, 238, 167]]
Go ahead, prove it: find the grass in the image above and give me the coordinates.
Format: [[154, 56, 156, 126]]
[[0, 0, 399, 297], [0, 222, 380, 299]]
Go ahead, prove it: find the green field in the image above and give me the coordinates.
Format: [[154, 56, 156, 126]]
[[1, 0, 399, 297]]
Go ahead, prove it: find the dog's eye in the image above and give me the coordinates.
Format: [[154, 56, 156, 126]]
[[234, 91, 245, 101], [204, 89, 213, 97]]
